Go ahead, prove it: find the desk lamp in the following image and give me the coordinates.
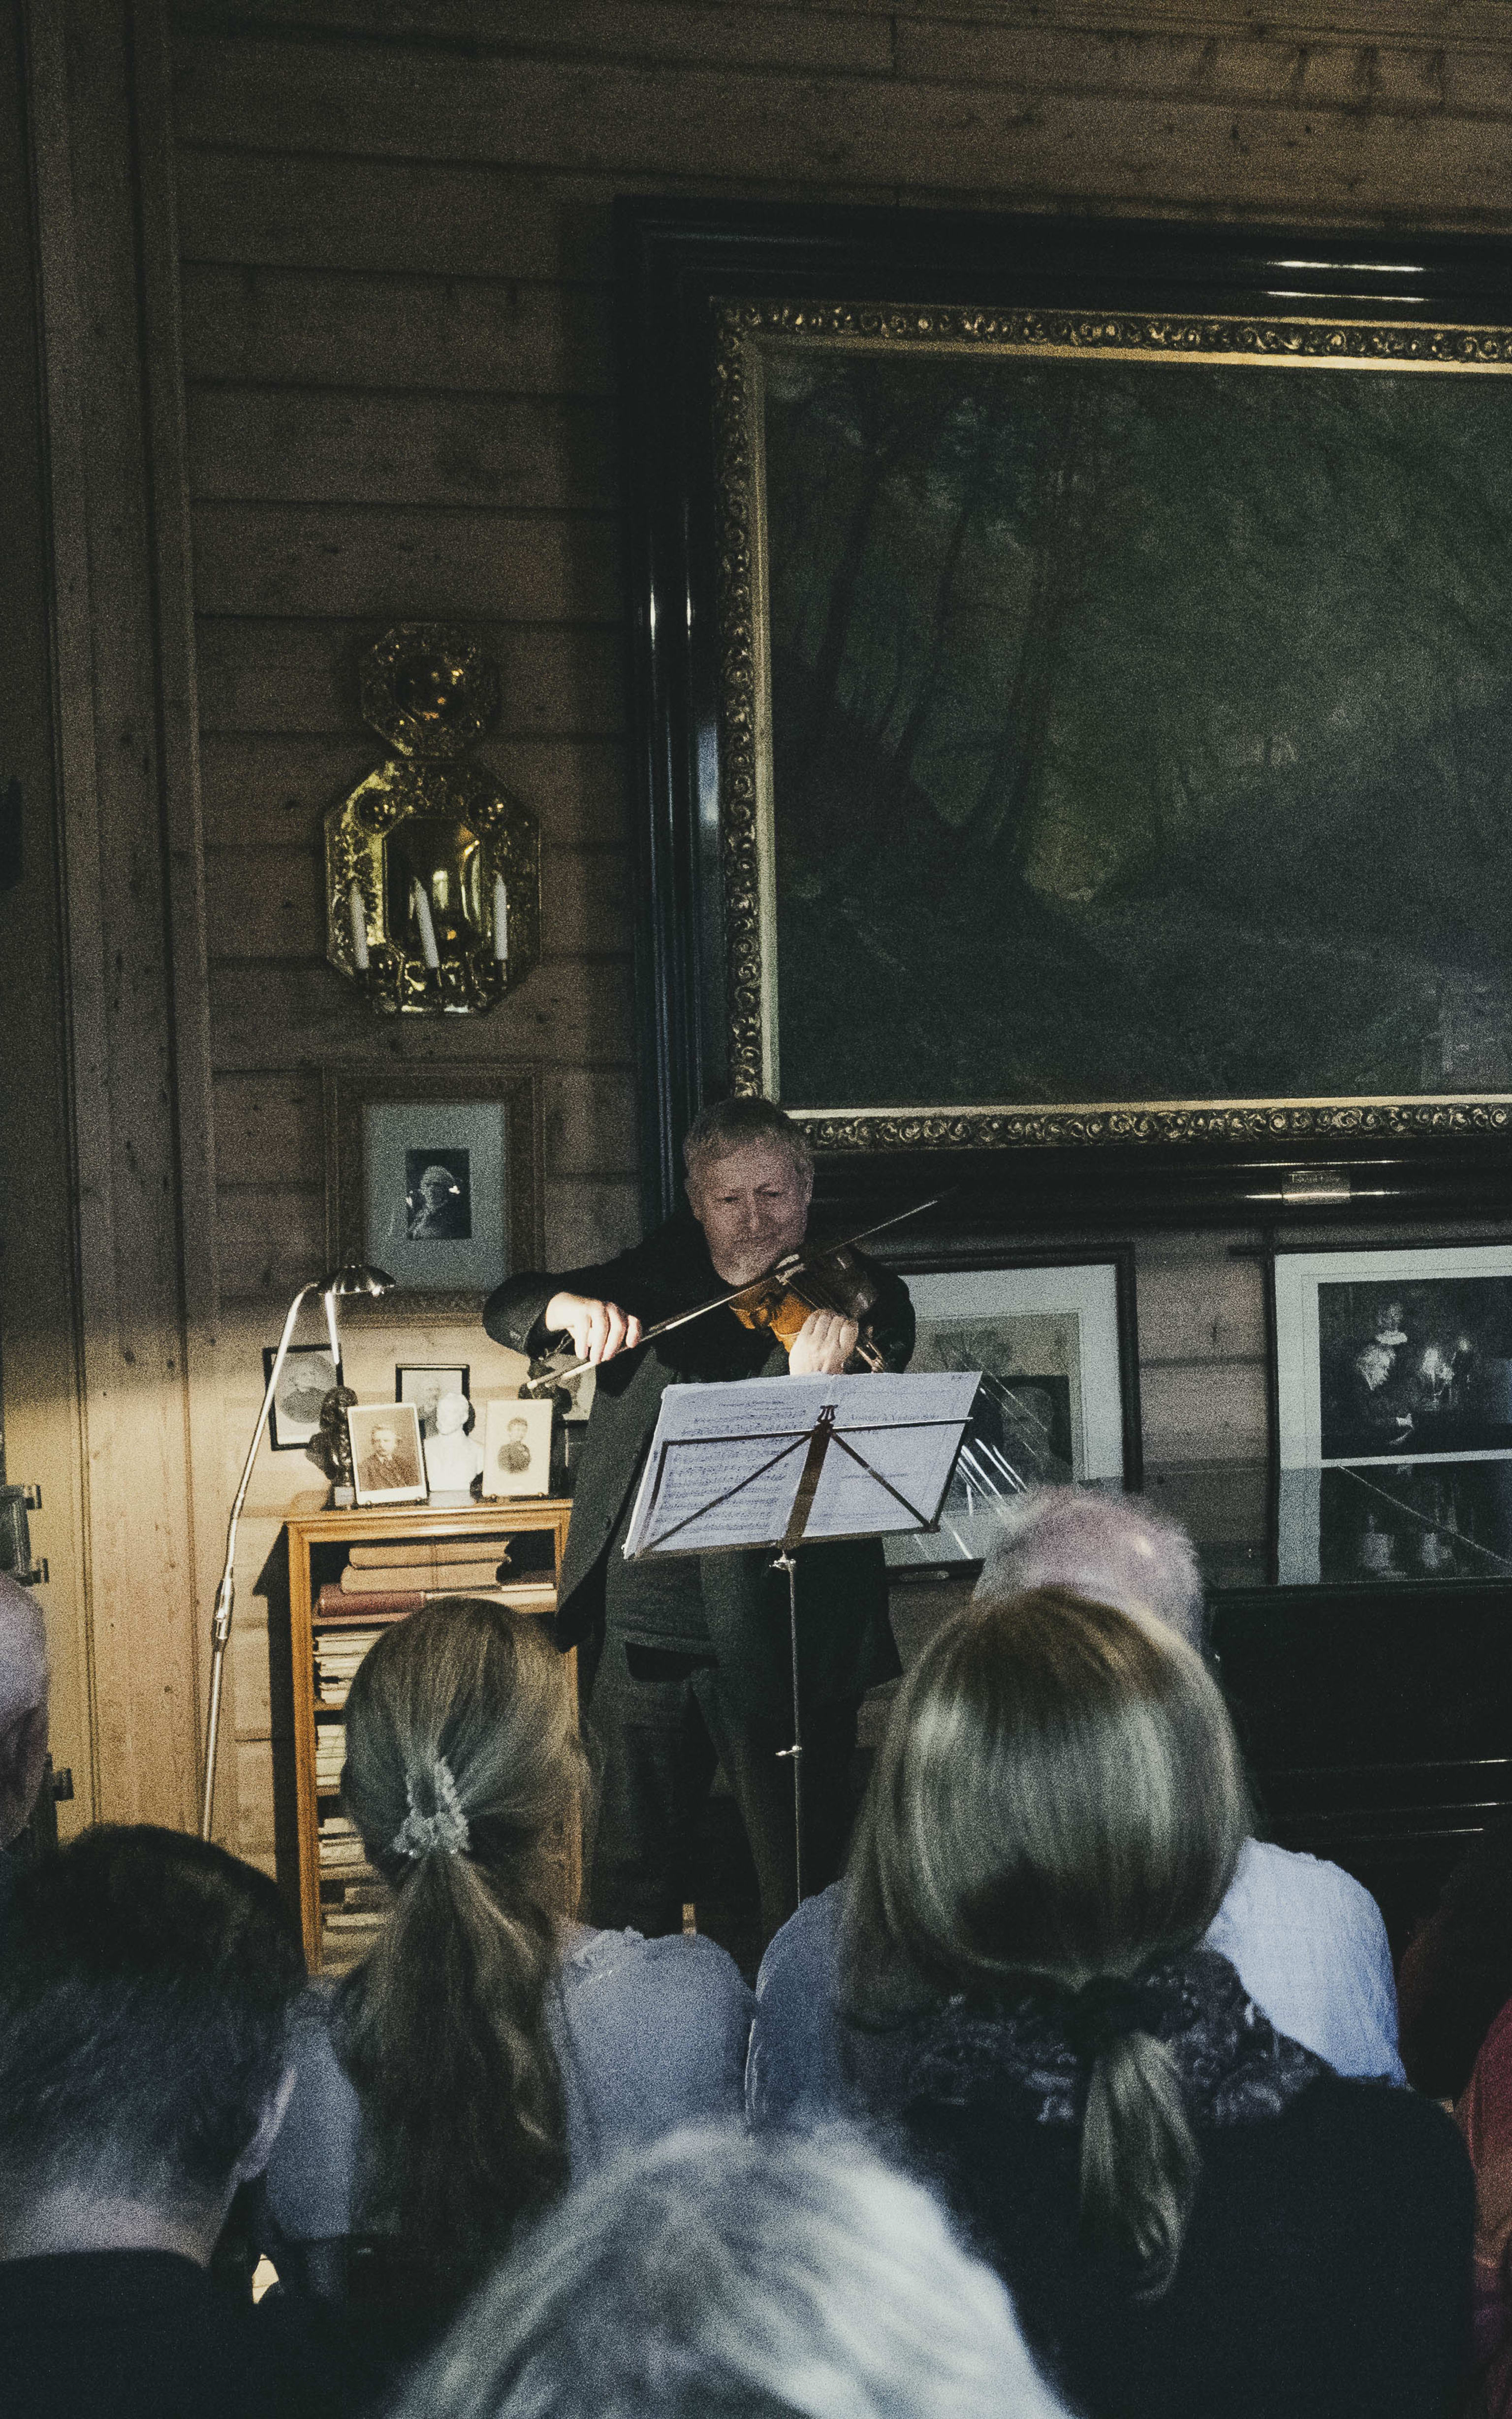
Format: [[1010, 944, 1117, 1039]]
[[198, 1261, 395, 1840]]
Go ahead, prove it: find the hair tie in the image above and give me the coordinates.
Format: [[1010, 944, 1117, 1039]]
[[390, 1756, 471, 1859], [1061, 1975, 1149, 2065]]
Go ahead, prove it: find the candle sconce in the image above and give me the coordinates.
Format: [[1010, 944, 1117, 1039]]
[[324, 624, 540, 1015]]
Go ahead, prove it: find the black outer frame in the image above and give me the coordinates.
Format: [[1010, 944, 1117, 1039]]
[[263, 1342, 342, 1452], [618, 194, 1512, 1235], [882, 1233, 1143, 1489]]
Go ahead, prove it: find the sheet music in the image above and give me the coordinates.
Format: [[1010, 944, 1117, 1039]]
[[622, 1371, 980, 1557]]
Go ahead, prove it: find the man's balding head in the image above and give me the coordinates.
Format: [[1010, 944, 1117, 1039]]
[[0, 1574, 48, 1846], [974, 1486, 1207, 1653]]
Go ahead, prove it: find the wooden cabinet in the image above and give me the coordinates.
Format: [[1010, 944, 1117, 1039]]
[[284, 1500, 572, 1970]]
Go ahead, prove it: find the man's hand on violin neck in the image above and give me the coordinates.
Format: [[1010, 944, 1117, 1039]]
[[544, 1291, 643, 1365], [787, 1309, 859, 1376]]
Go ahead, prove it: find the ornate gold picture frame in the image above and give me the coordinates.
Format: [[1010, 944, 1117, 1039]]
[[712, 295, 1512, 1158]]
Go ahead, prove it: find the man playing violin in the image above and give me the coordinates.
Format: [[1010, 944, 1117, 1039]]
[[483, 1097, 913, 1946]]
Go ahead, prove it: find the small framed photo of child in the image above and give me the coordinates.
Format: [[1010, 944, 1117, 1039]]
[[481, 1396, 553, 1499]]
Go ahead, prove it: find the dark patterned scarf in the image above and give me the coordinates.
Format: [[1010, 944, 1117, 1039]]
[[887, 1947, 1326, 2129]]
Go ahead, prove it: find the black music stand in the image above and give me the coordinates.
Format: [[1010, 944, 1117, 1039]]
[[623, 1373, 978, 1905]]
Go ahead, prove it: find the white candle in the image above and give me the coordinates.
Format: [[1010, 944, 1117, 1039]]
[[410, 878, 441, 970], [347, 879, 369, 971], [493, 875, 509, 964]]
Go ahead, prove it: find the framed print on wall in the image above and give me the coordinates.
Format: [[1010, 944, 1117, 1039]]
[[623, 199, 1512, 1228], [396, 1362, 471, 1440], [264, 1342, 341, 1451], [1272, 1242, 1512, 1470], [881, 1247, 1141, 1571], [325, 1068, 543, 1314]]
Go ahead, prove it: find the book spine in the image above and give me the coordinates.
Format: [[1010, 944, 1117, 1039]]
[[347, 1543, 511, 1570], [315, 1585, 425, 1617]]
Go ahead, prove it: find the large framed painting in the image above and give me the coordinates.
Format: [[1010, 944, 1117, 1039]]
[[622, 201, 1512, 1228]]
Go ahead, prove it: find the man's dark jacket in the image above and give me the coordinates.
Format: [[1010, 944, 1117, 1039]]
[[483, 1209, 914, 1714]]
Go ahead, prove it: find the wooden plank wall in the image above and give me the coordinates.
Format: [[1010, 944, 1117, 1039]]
[[166, 0, 1512, 1869]]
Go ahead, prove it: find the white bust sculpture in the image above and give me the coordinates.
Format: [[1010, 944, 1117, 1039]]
[[423, 1390, 484, 1503]]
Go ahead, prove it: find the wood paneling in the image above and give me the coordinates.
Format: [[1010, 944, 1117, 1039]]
[[196, 622, 626, 738], [170, 34, 1512, 228], [209, 959, 637, 1069], [214, 1070, 326, 1179], [28, 0, 218, 1833], [192, 503, 619, 620], [187, 389, 616, 508], [181, 267, 614, 393], [177, 150, 620, 279]]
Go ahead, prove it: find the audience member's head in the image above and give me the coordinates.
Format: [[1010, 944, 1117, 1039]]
[[0, 1572, 48, 1847], [844, 1588, 1248, 2293], [398, 2124, 1068, 2419], [1397, 1810, 1512, 2098], [976, 1485, 1207, 1651], [336, 1599, 586, 2305], [0, 1824, 303, 2262]]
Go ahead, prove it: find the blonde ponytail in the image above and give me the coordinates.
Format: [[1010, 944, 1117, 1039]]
[[1080, 2030, 1200, 2294], [335, 1600, 585, 2306], [843, 1587, 1248, 2302]]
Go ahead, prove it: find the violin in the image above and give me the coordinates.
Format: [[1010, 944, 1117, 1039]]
[[728, 1242, 885, 1371], [523, 1194, 946, 1397]]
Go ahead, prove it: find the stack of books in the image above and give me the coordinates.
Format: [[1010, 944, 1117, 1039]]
[[314, 1721, 346, 1793], [314, 1542, 556, 1619], [317, 1812, 370, 1879], [313, 1629, 382, 1708], [318, 1812, 388, 1967]]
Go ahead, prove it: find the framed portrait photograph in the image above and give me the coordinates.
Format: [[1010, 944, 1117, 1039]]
[[1273, 1243, 1512, 1470], [324, 1068, 543, 1313], [481, 1396, 553, 1500], [625, 200, 1512, 1226], [881, 1249, 1141, 1571], [396, 1362, 471, 1441], [346, 1400, 428, 1507], [264, 1343, 342, 1450]]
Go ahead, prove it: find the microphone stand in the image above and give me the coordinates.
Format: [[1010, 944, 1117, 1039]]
[[198, 1263, 393, 1841]]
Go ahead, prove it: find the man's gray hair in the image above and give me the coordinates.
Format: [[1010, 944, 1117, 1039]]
[[398, 2125, 1067, 2419], [976, 1485, 1207, 1651], [682, 1097, 811, 1186]]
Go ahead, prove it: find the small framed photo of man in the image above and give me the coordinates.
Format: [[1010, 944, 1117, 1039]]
[[396, 1362, 471, 1440], [482, 1396, 553, 1499], [404, 1150, 472, 1243], [346, 1401, 428, 1506]]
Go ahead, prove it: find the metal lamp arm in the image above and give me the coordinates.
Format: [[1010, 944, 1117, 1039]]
[[199, 1280, 324, 1840]]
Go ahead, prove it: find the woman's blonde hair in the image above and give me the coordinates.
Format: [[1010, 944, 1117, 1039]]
[[842, 1587, 1249, 2296], [335, 1598, 586, 2305]]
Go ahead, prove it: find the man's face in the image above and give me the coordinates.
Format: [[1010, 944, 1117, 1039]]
[[371, 1423, 400, 1458], [687, 1140, 812, 1287], [420, 1168, 453, 1209]]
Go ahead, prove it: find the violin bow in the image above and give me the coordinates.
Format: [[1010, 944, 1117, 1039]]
[[523, 1190, 955, 1395]]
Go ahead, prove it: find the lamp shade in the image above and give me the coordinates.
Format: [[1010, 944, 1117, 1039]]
[[321, 1263, 396, 1299]]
